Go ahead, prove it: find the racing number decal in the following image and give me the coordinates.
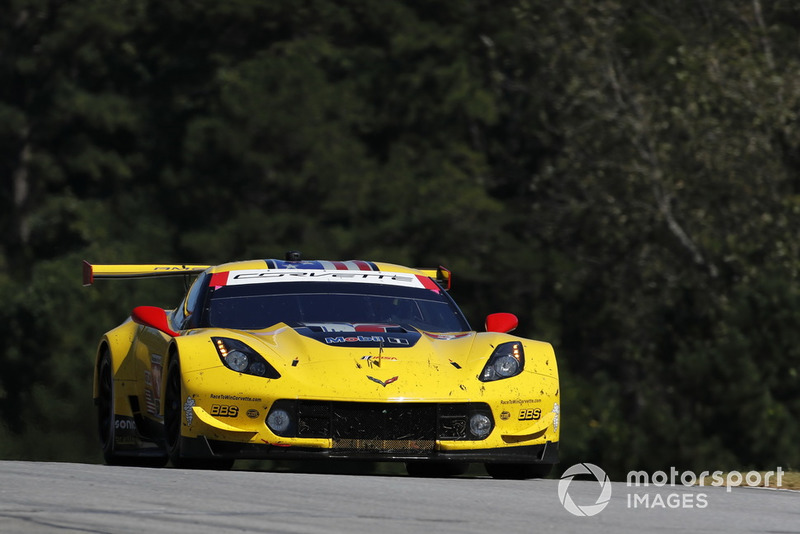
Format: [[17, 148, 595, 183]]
[[518, 408, 542, 421]]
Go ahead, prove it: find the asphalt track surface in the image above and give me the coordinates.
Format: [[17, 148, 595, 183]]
[[0, 461, 797, 534]]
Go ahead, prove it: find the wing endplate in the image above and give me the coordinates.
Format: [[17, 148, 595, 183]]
[[417, 265, 452, 290], [82, 261, 210, 286]]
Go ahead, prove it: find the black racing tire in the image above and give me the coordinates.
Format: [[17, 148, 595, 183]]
[[484, 462, 553, 480], [97, 350, 118, 463], [164, 356, 185, 467], [97, 350, 167, 467], [405, 461, 469, 477], [165, 356, 233, 470]]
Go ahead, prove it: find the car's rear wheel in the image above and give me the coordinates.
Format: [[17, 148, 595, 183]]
[[165, 356, 234, 470], [97, 351, 118, 463], [405, 461, 469, 477], [97, 350, 167, 467], [484, 462, 552, 479]]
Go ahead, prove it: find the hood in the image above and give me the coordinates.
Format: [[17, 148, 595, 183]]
[[235, 323, 483, 400]]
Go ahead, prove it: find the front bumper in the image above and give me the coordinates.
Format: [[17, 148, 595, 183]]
[[178, 366, 561, 464], [179, 435, 559, 464]]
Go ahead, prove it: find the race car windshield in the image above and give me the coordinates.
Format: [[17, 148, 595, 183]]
[[204, 281, 470, 333]]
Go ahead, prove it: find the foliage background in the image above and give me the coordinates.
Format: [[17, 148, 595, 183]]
[[2, 0, 799, 477]]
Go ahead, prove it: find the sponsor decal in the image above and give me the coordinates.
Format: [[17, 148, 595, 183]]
[[325, 335, 409, 345], [144, 378, 156, 415], [499, 411, 511, 421], [210, 269, 436, 292], [144, 354, 163, 416], [518, 408, 542, 421], [360, 354, 398, 363], [154, 266, 192, 271], [328, 335, 383, 344], [210, 394, 262, 402], [500, 399, 542, 405], [552, 402, 560, 431], [300, 327, 420, 348], [150, 354, 162, 413], [210, 404, 239, 417], [246, 409, 260, 419], [183, 397, 196, 426], [366, 375, 399, 387], [114, 416, 137, 432], [304, 323, 403, 333], [424, 332, 471, 340]]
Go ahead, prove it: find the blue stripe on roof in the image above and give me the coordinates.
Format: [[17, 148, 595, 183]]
[[265, 259, 327, 270], [264, 259, 381, 271]]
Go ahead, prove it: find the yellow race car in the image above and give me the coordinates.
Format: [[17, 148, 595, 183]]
[[84, 254, 560, 478]]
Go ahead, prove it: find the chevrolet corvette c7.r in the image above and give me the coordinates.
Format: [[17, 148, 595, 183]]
[[84, 255, 560, 478]]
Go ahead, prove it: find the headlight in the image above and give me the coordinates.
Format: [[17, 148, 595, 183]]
[[212, 337, 281, 378], [480, 342, 525, 382], [226, 350, 249, 372]]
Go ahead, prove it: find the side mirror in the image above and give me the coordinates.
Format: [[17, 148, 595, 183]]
[[485, 312, 518, 333], [131, 306, 180, 337]]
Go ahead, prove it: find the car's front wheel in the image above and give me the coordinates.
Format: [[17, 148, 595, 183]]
[[164, 356, 185, 466], [164, 356, 233, 470]]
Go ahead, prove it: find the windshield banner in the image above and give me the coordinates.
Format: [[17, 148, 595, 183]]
[[209, 270, 440, 292]]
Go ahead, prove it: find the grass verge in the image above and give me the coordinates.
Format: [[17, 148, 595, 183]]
[[695, 470, 799, 490]]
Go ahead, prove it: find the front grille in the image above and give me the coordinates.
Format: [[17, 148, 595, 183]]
[[269, 400, 492, 445], [332, 438, 436, 454], [329, 402, 437, 440]]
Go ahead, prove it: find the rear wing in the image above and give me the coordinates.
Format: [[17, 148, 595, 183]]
[[83, 260, 451, 289], [82, 261, 210, 286], [418, 266, 452, 290]]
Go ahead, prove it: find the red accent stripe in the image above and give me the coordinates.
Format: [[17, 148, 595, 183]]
[[353, 260, 372, 271], [209, 271, 229, 287], [416, 275, 441, 293], [331, 261, 348, 270], [355, 324, 389, 332]]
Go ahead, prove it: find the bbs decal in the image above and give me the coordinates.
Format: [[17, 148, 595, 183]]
[[211, 404, 239, 417], [518, 408, 542, 421]]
